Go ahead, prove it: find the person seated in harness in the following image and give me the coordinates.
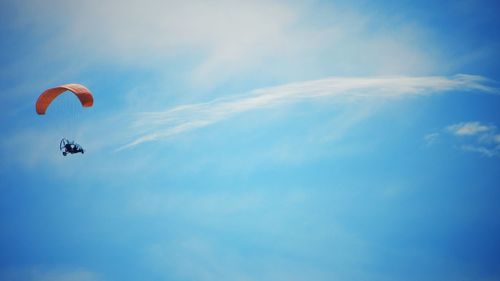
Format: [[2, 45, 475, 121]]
[[61, 138, 85, 156]]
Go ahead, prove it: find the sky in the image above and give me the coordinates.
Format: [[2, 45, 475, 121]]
[[1, 0, 500, 280]]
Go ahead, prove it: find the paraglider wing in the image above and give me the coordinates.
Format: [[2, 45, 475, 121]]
[[36, 84, 93, 115]]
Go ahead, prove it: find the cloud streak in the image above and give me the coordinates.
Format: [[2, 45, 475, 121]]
[[427, 121, 500, 157], [448, 121, 500, 157], [119, 74, 497, 150]]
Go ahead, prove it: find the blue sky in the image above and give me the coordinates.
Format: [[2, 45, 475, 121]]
[[1, 0, 500, 280]]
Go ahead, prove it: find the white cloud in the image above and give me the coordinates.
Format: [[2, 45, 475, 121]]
[[436, 121, 500, 157], [120, 74, 496, 150], [495, 134, 500, 143], [7, 0, 443, 88], [447, 121, 494, 136], [9, 0, 299, 80]]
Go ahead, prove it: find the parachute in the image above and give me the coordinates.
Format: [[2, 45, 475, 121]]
[[36, 83, 93, 156], [36, 84, 93, 115]]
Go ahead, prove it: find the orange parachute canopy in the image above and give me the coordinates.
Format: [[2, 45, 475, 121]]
[[36, 84, 93, 115]]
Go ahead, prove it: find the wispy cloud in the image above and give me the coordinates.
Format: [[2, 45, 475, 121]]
[[119, 74, 496, 150], [447, 121, 494, 136], [0, 267, 105, 281], [429, 121, 500, 157], [5, 0, 444, 89], [424, 132, 440, 146], [460, 144, 499, 158]]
